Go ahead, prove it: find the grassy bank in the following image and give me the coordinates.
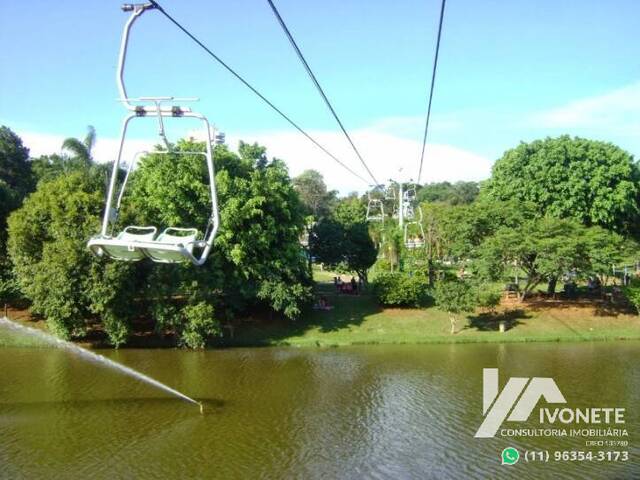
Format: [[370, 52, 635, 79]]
[[224, 273, 640, 348], [3, 272, 640, 349]]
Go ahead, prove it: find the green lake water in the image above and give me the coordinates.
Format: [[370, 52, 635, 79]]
[[0, 334, 638, 479]]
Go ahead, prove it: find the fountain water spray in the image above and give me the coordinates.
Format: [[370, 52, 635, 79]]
[[0, 316, 202, 411]]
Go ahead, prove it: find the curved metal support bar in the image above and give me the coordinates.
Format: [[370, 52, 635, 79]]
[[116, 150, 148, 210], [102, 113, 137, 236], [183, 112, 219, 266], [117, 3, 156, 111]]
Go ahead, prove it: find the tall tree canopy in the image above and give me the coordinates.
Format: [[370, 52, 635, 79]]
[[126, 139, 313, 322], [8, 139, 313, 347], [309, 197, 376, 283], [7, 170, 136, 339], [292, 169, 337, 219], [0, 127, 35, 302], [473, 217, 628, 300], [483, 136, 640, 234], [417, 181, 479, 205], [61, 125, 96, 166], [0, 126, 32, 197]]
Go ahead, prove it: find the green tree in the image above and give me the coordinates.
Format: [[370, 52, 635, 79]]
[[583, 227, 630, 289], [483, 136, 640, 234], [30, 153, 97, 183], [310, 197, 377, 284], [434, 279, 478, 334], [61, 125, 96, 167], [435, 199, 537, 260], [476, 217, 589, 300], [0, 127, 35, 303], [417, 181, 479, 205], [418, 202, 449, 284], [293, 169, 337, 219], [127, 139, 313, 323], [7, 170, 137, 343], [0, 126, 33, 196]]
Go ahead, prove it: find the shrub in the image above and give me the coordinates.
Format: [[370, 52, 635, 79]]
[[7, 171, 137, 340], [372, 272, 432, 307], [475, 282, 502, 310], [180, 302, 221, 349], [623, 280, 640, 314]]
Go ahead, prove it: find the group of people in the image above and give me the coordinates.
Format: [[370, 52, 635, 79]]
[[334, 276, 360, 295], [313, 275, 361, 311]]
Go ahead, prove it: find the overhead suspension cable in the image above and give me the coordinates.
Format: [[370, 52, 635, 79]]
[[147, 0, 370, 185], [265, 0, 380, 186], [417, 0, 447, 185]]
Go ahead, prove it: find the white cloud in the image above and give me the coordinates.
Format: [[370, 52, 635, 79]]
[[528, 81, 640, 135], [17, 123, 492, 195], [18, 131, 154, 166], [226, 127, 491, 194]]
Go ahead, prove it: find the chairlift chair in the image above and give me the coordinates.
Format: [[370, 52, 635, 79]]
[[403, 203, 415, 220], [403, 205, 425, 249], [366, 185, 385, 222], [87, 3, 219, 266], [385, 184, 397, 201], [403, 183, 417, 203]]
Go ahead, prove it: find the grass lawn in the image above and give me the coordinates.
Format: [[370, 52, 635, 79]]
[[227, 269, 640, 348], [3, 268, 639, 349]]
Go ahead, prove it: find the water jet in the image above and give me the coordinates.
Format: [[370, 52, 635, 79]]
[[0, 316, 200, 409]]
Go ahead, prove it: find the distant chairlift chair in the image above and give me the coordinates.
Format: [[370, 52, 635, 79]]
[[403, 203, 425, 249], [366, 185, 385, 222], [87, 2, 219, 266]]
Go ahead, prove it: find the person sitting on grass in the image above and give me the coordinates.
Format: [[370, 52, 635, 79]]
[[313, 295, 334, 311]]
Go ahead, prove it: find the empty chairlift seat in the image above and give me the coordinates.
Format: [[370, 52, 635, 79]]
[[89, 226, 157, 261], [88, 226, 202, 264], [145, 227, 199, 263]]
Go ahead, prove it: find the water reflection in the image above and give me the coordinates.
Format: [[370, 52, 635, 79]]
[[0, 342, 638, 479]]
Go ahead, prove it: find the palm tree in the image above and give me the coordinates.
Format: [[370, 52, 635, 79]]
[[62, 125, 96, 167]]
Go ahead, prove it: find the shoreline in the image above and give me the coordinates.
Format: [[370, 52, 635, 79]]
[[219, 332, 640, 349], [3, 290, 640, 350]]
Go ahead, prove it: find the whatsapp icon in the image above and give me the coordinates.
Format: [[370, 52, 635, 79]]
[[501, 447, 520, 465]]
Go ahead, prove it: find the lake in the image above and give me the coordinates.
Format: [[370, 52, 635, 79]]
[[0, 338, 638, 479]]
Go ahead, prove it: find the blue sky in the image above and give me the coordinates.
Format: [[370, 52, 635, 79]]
[[1, 0, 638, 192]]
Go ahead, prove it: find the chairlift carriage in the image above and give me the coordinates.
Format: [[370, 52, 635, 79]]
[[403, 205, 425, 249], [402, 182, 425, 249], [403, 182, 417, 204], [366, 185, 385, 222], [87, 3, 220, 266]]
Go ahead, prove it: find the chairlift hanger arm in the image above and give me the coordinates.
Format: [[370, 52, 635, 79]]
[[118, 4, 197, 115]]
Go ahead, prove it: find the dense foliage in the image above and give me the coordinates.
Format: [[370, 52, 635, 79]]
[[293, 169, 338, 219], [372, 272, 433, 307], [127, 140, 313, 323], [3, 125, 640, 347], [0, 127, 35, 303], [309, 197, 377, 283], [7, 170, 137, 340], [417, 181, 479, 205], [433, 279, 480, 333], [484, 136, 640, 234], [7, 138, 313, 347], [474, 218, 632, 299]]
